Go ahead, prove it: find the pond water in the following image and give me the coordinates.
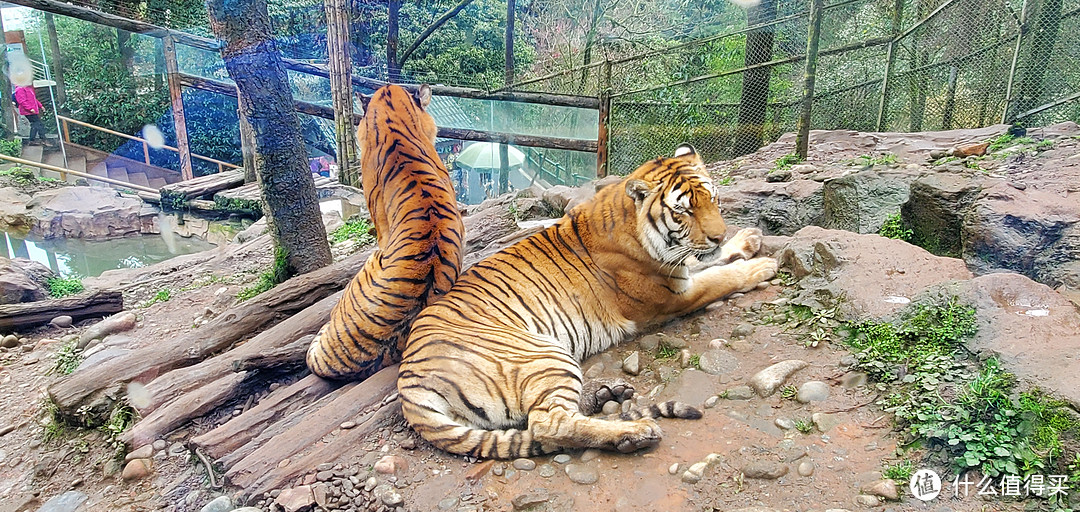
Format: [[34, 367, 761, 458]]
[[1, 230, 217, 278]]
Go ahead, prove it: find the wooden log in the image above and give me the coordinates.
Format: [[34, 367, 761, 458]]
[[160, 169, 246, 201], [120, 294, 341, 445], [225, 365, 399, 494], [190, 374, 340, 460], [0, 290, 123, 332], [47, 249, 373, 416]]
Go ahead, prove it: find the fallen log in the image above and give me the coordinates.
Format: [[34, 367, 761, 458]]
[[47, 248, 373, 418], [0, 290, 123, 333], [121, 294, 340, 445], [159, 169, 245, 203], [223, 365, 400, 496]]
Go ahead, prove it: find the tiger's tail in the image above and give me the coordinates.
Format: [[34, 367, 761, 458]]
[[614, 401, 703, 421]]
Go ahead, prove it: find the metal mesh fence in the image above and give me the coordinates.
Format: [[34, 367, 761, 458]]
[[506, 0, 1080, 175]]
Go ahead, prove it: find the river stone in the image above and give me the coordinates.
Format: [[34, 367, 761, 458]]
[[565, 464, 599, 485], [36, 490, 88, 512], [78, 312, 137, 349], [512, 458, 536, 471], [862, 479, 900, 500], [552, 454, 571, 464], [121, 458, 152, 480], [730, 508, 783, 512], [730, 323, 755, 339], [797, 461, 815, 477], [796, 381, 830, 403], [1, 334, 17, 348], [749, 360, 808, 397], [622, 351, 640, 376], [774, 417, 795, 430], [511, 489, 550, 510], [741, 461, 789, 479], [697, 349, 738, 376], [538, 464, 556, 478], [50, 315, 73, 328], [854, 494, 880, 506], [724, 385, 755, 400], [125, 444, 153, 461], [812, 412, 841, 432], [198, 496, 232, 512]]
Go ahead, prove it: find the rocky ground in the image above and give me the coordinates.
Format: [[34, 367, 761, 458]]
[[2, 124, 1079, 512]]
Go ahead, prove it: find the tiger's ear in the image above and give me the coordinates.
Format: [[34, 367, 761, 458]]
[[356, 92, 372, 114], [625, 179, 654, 205], [416, 84, 432, 110], [674, 144, 697, 157]]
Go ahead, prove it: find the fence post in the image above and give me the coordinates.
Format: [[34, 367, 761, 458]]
[[1002, 0, 1030, 123], [596, 59, 611, 178], [875, 0, 904, 131], [795, 0, 824, 159], [163, 35, 194, 181]]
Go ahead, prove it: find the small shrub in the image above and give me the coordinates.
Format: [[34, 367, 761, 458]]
[[0, 139, 22, 157], [688, 353, 701, 369], [0, 166, 36, 186], [852, 153, 897, 166], [882, 460, 915, 482], [238, 247, 289, 302], [46, 276, 84, 298], [49, 339, 83, 376], [772, 153, 803, 173], [794, 418, 814, 434], [878, 213, 912, 242], [779, 385, 798, 401], [141, 288, 171, 308], [655, 341, 679, 360], [329, 217, 376, 246]]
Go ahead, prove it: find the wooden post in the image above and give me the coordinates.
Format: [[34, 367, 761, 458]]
[[794, 0, 824, 159], [875, 0, 904, 131], [326, 0, 358, 187], [596, 59, 611, 178], [62, 118, 69, 143], [497, 0, 515, 195], [0, 12, 13, 137], [163, 35, 194, 180], [45, 13, 66, 109], [142, 140, 150, 164], [387, 0, 400, 82], [1002, 0, 1029, 123]]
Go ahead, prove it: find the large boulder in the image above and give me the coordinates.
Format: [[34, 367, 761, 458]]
[[0, 187, 33, 233], [0, 257, 56, 304], [720, 180, 824, 236], [901, 173, 982, 257], [823, 169, 914, 233], [27, 187, 145, 240]]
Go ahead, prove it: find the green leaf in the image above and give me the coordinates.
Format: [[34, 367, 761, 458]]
[[993, 446, 1011, 457]]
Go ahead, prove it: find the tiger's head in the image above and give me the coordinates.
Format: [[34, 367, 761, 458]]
[[357, 83, 437, 145], [624, 145, 727, 268]]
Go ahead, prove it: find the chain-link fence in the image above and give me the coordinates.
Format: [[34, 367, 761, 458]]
[[506, 0, 1080, 175]]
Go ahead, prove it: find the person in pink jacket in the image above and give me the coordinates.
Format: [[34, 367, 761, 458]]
[[14, 85, 46, 144]]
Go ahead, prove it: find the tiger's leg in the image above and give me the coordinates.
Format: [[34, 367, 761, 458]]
[[719, 227, 764, 263], [579, 378, 635, 416], [677, 256, 779, 313], [527, 393, 664, 453]]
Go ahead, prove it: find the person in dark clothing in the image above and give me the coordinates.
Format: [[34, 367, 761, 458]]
[[14, 84, 46, 144]]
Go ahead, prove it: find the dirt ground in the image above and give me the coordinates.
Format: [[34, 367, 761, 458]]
[[4, 125, 1077, 512]]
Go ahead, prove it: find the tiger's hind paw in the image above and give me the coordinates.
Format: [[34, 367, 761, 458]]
[[613, 419, 662, 453], [580, 378, 636, 416]]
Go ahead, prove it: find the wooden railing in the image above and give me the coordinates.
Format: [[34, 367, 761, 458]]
[[525, 148, 588, 187], [57, 115, 240, 175], [0, 153, 158, 193]]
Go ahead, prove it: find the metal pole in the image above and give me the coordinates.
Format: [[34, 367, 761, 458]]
[[35, 19, 67, 169], [1002, 0, 1029, 123], [875, 41, 895, 131]]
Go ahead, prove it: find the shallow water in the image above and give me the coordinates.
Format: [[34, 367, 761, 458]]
[[1, 230, 216, 278]]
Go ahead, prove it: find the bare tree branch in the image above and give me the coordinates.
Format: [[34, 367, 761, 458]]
[[398, 0, 478, 66]]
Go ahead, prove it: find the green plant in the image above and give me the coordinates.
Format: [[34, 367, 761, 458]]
[[99, 402, 137, 457], [0, 166, 36, 186], [772, 153, 803, 173], [237, 247, 289, 302], [0, 138, 21, 157], [1035, 139, 1054, 151], [40, 398, 67, 443], [775, 271, 796, 287], [141, 288, 172, 308], [46, 276, 84, 299], [329, 217, 376, 246], [794, 418, 814, 434], [688, 353, 701, 369], [882, 460, 915, 482], [779, 385, 798, 401], [655, 341, 679, 360], [717, 175, 734, 186], [878, 212, 912, 242], [852, 153, 897, 166], [49, 339, 83, 376]]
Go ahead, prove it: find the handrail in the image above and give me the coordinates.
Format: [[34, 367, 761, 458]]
[[0, 152, 158, 193], [57, 115, 241, 174]]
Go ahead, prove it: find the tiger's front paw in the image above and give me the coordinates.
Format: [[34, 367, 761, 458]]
[[720, 228, 764, 263], [734, 257, 779, 292], [580, 378, 636, 416], [614, 419, 662, 453]]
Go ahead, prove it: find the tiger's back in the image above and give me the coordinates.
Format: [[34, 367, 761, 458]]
[[306, 84, 464, 381], [398, 145, 778, 458]]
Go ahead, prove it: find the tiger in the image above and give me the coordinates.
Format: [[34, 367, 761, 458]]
[[397, 144, 778, 458], [305, 84, 464, 381]]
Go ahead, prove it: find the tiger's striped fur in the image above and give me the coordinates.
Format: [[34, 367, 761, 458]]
[[398, 145, 778, 458], [306, 84, 464, 381]]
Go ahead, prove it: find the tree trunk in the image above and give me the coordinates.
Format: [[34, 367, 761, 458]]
[[387, 0, 400, 82], [498, 0, 515, 195], [734, 0, 777, 156], [154, 38, 165, 93], [1011, 0, 1062, 120], [45, 13, 67, 110], [326, 0, 359, 187], [0, 12, 13, 137], [117, 29, 135, 80], [398, 0, 477, 67], [206, 0, 332, 276]]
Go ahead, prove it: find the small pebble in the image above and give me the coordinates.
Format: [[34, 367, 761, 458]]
[[512, 458, 536, 471], [339, 421, 356, 429], [537, 464, 556, 478], [565, 463, 599, 485], [580, 449, 601, 462], [668, 463, 679, 475], [552, 454, 571, 464], [704, 396, 720, 409], [774, 418, 795, 430], [797, 461, 815, 477]]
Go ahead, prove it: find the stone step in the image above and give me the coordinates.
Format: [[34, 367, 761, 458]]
[[39, 149, 65, 181], [20, 143, 42, 163], [148, 177, 167, 189], [127, 171, 150, 189], [106, 166, 128, 183]]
